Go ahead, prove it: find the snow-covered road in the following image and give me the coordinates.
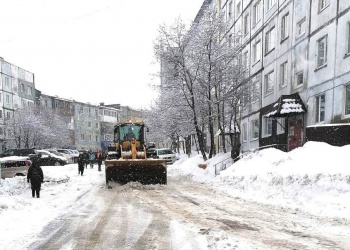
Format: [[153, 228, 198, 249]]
[[1, 142, 350, 249], [24, 176, 350, 249]]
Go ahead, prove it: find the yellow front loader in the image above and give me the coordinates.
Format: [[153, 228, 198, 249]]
[[105, 122, 167, 185]]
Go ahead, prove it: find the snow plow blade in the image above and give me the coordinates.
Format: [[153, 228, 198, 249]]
[[105, 159, 167, 185]]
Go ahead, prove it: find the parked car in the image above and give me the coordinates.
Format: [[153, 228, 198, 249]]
[[156, 148, 177, 165], [0, 148, 35, 178], [46, 149, 72, 164], [0, 156, 30, 179], [35, 150, 68, 166], [66, 149, 79, 163], [56, 149, 77, 163]]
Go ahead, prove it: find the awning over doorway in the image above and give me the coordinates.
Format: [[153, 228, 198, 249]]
[[263, 93, 307, 118]]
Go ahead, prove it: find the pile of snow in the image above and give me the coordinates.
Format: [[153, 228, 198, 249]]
[[168, 141, 350, 219]]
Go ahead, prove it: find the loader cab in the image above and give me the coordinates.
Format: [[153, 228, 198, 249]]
[[114, 123, 145, 143]]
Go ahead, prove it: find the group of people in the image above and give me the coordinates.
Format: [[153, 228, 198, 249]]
[[77, 150, 106, 175], [27, 150, 107, 198]]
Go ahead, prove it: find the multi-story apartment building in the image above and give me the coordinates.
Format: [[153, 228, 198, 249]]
[[212, 0, 350, 152], [73, 101, 101, 150], [0, 57, 35, 152], [99, 103, 120, 151], [39, 94, 75, 148]]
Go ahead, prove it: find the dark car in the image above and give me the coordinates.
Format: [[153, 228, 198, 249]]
[[35, 150, 68, 166]]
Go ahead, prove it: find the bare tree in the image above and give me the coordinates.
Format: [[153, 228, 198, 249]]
[[4, 106, 71, 149], [153, 6, 244, 160]]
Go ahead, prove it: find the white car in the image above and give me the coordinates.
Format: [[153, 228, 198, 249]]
[[47, 149, 73, 164], [57, 149, 78, 163], [156, 148, 177, 165]]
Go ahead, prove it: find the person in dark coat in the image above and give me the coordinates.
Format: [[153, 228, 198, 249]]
[[96, 150, 103, 172], [77, 153, 85, 176], [83, 151, 89, 169], [27, 155, 44, 198]]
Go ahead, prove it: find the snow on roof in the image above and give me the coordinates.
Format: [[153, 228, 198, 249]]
[[263, 93, 306, 118], [0, 156, 28, 163], [280, 99, 304, 114]]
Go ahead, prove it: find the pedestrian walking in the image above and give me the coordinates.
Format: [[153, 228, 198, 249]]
[[77, 153, 85, 176], [96, 150, 103, 171], [27, 155, 44, 198], [83, 151, 89, 169], [89, 151, 95, 169]]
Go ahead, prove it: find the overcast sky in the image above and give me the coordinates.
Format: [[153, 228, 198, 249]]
[[0, 0, 204, 109]]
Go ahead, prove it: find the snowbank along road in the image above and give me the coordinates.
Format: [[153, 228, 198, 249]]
[[28, 176, 350, 250]]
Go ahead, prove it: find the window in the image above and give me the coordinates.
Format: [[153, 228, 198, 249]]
[[251, 76, 260, 102], [88, 121, 91, 128], [297, 18, 306, 37], [96, 135, 99, 142], [317, 35, 328, 68], [318, 0, 329, 13], [5, 94, 9, 104], [265, 27, 275, 53], [345, 85, 350, 116], [5, 77, 10, 87], [244, 14, 249, 36], [88, 108, 91, 117], [95, 123, 99, 129], [6, 112, 10, 119], [250, 120, 259, 139], [228, 1, 232, 19], [253, 1, 261, 24], [0, 110, 2, 119], [28, 86, 32, 95], [236, 1, 241, 16], [276, 118, 285, 134], [264, 70, 274, 95], [95, 109, 98, 118], [0, 93, 1, 102], [243, 51, 249, 71], [81, 133, 85, 141], [262, 118, 272, 137], [296, 71, 304, 86], [281, 13, 289, 41], [316, 94, 325, 122], [280, 61, 288, 87], [267, 0, 276, 10], [242, 123, 247, 142], [252, 40, 261, 63]]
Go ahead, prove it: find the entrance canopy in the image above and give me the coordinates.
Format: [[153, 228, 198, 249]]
[[263, 93, 307, 118]]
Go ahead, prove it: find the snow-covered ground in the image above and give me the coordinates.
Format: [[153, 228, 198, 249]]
[[169, 141, 350, 220], [0, 141, 349, 249]]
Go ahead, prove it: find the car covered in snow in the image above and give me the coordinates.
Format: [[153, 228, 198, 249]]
[[0, 156, 30, 179], [35, 150, 68, 166]]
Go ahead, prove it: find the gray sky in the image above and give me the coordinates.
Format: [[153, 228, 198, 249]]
[[0, 0, 204, 109]]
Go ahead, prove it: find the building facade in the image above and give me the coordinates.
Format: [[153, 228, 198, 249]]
[[0, 57, 35, 152], [213, 0, 350, 152], [99, 103, 120, 151]]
